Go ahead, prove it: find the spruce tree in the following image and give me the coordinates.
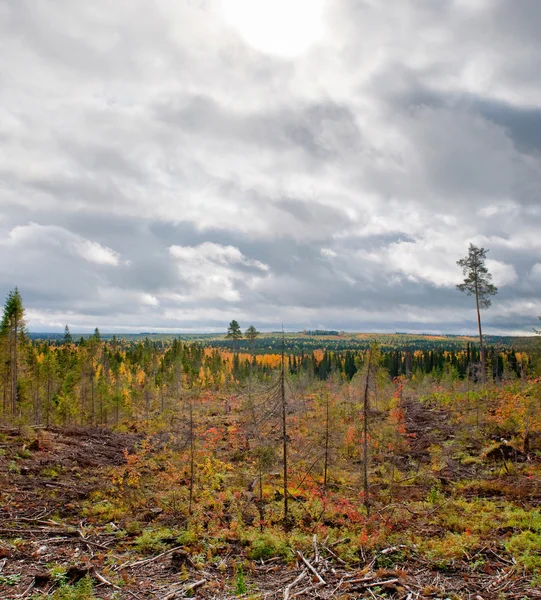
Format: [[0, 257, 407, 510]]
[[63, 325, 73, 344], [1, 288, 26, 414]]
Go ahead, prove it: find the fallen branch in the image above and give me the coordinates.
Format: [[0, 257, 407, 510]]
[[162, 579, 206, 600], [350, 578, 399, 590], [92, 568, 142, 600], [380, 545, 408, 555], [292, 581, 326, 597], [92, 569, 121, 590], [283, 569, 307, 600], [329, 537, 350, 548], [15, 580, 35, 598], [322, 544, 346, 565], [296, 551, 326, 585]]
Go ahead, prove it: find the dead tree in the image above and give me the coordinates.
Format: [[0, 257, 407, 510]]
[[281, 334, 289, 525], [362, 347, 373, 516]]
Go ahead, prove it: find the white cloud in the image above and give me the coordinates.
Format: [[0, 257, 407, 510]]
[[170, 242, 268, 271], [169, 242, 269, 302], [477, 201, 518, 218], [485, 259, 518, 287], [72, 239, 122, 266], [140, 293, 159, 306], [320, 248, 337, 258], [4, 222, 123, 266]]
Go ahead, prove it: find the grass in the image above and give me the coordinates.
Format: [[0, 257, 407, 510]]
[[30, 576, 95, 600]]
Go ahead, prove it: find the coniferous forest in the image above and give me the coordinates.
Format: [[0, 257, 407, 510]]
[[1, 285, 540, 599]]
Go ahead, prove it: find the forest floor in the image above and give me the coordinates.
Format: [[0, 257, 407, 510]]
[[1, 401, 540, 600]]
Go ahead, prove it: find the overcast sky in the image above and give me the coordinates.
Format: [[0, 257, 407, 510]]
[[1, 0, 541, 334]]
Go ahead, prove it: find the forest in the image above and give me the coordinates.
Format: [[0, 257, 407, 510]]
[[1, 281, 540, 599]]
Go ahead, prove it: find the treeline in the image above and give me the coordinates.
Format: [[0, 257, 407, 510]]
[[287, 346, 527, 381], [1, 332, 529, 428], [0, 290, 533, 427], [202, 334, 527, 355]]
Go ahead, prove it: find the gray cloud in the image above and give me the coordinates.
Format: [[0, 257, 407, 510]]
[[0, 0, 540, 334]]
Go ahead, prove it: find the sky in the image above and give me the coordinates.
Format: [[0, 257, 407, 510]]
[[1, 0, 541, 335]]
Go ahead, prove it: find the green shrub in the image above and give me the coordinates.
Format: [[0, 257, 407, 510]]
[[246, 533, 291, 561], [31, 575, 95, 600], [234, 563, 247, 595], [40, 466, 61, 478], [176, 530, 198, 545], [505, 531, 541, 574], [134, 528, 175, 554], [375, 548, 407, 569], [124, 520, 143, 536]]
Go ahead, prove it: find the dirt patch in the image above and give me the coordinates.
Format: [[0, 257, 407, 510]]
[[0, 427, 142, 521], [402, 396, 456, 461]]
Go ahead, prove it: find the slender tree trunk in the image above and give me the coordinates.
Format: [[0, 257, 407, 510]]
[[362, 348, 372, 516], [323, 390, 330, 489], [34, 367, 40, 425], [12, 318, 18, 414], [3, 364, 8, 417], [99, 388, 104, 425], [247, 339, 265, 531], [281, 341, 288, 524], [90, 364, 95, 425], [46, 369, 51, 427], [188, 395, 195, 515], [258, 461, 264, 532], [115, 378, 120, 425], [474, 280, 486, 385]]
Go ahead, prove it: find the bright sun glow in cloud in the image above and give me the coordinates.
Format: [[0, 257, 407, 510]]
[[221, 0, 325, 57]]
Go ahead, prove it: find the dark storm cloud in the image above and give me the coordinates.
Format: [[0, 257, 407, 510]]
[[1, 0, 540, 333]]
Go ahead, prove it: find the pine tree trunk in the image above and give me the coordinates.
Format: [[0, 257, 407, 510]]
[[475, 280, 486, 384], [281, 344, 288, 525]]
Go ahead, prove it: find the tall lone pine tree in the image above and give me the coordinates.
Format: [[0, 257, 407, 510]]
[[456, 244, 498, 383]]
